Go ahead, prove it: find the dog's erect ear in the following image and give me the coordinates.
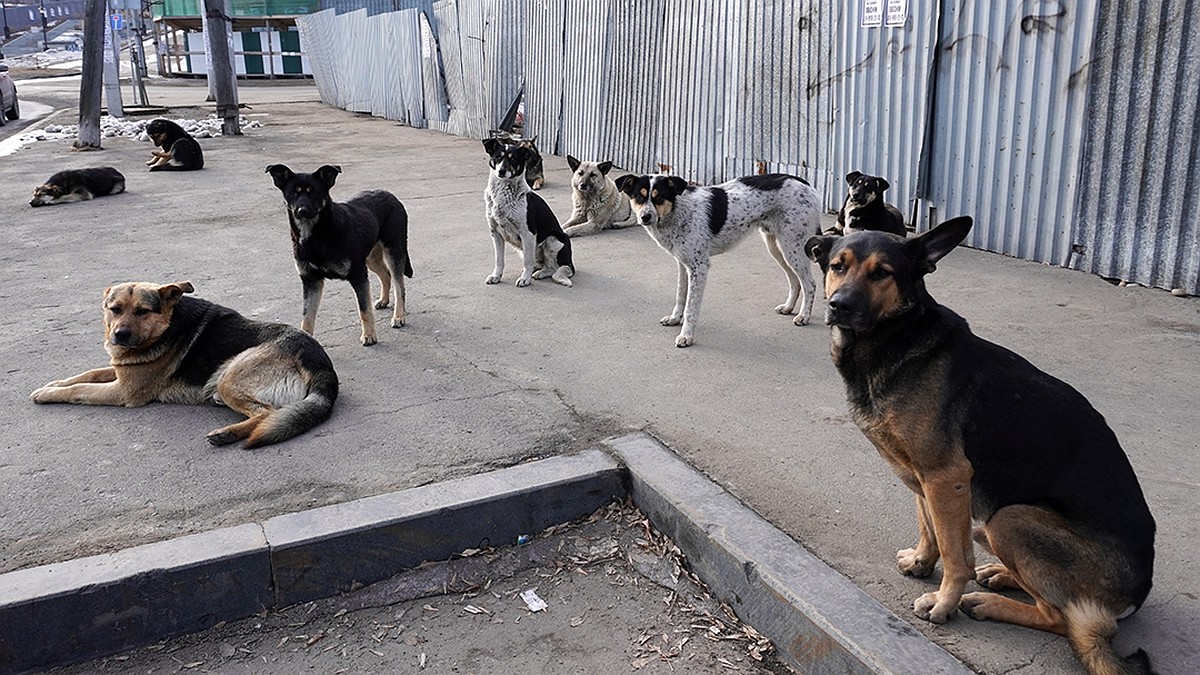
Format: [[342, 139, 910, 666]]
[[315, 165, 342, 189], [877, 177, 891, 192], [265, 164, 293, 190], [526, 136, 539, 151], [804, 235, 838, 272], [598, 161, 613, 176], [845, 171, 863, 184], [664, 176, 688, 196], [483, 138, 502, 157], [614, 174, 637, 195], [567, 155, 581, 172], [158, 281, 195, 306], [906, 216, 972, 274]]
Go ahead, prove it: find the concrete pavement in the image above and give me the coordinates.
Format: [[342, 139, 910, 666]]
[[1, 76, 1196, 674]]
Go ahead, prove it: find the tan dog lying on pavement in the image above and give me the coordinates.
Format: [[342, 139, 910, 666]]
[[561, 156, 635, 237], [30, 281, 339, 448]]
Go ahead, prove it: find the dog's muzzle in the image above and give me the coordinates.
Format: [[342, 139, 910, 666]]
[[824, 289, 872, 332], [109, 328, 137, 347]]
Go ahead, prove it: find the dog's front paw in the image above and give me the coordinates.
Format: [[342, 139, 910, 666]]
[[675, 334, 694, 348], [896, 548, 937, 578], [515, 276, 532, 287], [792, 314, 810, 326], [360, 332, 378, 347], [374, 298, 391, 310], [30, 386, 59, 404], [660, 315, 683, 326], [391, 317, 405, 328], [774, 302, 795, 315], [485, 274, 502, 285], [913, 591, 957, 624]]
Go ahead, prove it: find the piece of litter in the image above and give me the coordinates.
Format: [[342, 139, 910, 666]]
[[519, 589, 548, 612], [419, 652, 427, 668], [569, 616, 584, 627], [463, 605, 491, 615], [422, 604, 438, 612], [516, 534, 531, 545]]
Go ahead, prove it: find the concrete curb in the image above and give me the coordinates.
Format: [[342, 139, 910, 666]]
[[0, 449, 624, 674], [607, 432, 973, 675], [0, 436, 971, 675]]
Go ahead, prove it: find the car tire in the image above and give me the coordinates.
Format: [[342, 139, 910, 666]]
[[5, 94, 17, 121]]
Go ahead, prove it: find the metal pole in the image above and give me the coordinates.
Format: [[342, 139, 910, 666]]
[[38, 0, 49, 51], [2, 1, 12, 42]]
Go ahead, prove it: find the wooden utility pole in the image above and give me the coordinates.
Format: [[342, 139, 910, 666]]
[[203, 0, 241, 136], [74, 0, 106, 150]]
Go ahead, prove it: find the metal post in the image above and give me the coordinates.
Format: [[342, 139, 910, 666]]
[[38, 0, 49, 51], [2, 1, 12, 42]]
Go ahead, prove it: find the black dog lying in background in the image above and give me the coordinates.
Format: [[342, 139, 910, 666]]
[[146, 119, 204, 171], [835, 171, 905, 236], [30, 167, 126, 207]]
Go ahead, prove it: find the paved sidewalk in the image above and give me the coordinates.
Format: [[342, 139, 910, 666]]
[[2, 76, 1197, 674]]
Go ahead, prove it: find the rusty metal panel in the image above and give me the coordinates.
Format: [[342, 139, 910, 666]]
[[829, 0, 935, 217], [1072, 0, 1200, 294]]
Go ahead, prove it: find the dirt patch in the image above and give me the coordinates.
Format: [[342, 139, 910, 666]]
[[50, 501, 792, 675]]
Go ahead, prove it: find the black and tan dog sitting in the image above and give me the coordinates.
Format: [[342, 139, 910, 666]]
[[834, 171, 905, 236], [30, 167, 125, 207], [30, 281, 338, 448], [145, 119, 204, 171], [805, 218, 1156, 675]]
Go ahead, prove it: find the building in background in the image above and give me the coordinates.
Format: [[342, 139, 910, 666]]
[[152, 0, 316, 76]]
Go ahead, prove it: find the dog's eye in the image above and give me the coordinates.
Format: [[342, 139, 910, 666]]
[[134, 308, 152, 317], [109, 306, 122, 315], [829, 262, 846, 273], [870, 267, 893, 280]]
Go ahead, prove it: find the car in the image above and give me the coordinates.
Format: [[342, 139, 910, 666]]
[[0, 62, 19, 126]]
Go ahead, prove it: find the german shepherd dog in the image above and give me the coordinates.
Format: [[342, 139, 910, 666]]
[[266, 164, 413, 346], [804, 218, 1156, 675], [145, 119, 204, 171], [615, 173, 821, 347], [30, 167, 125, 207], [518, 137, 545, 190], [561, 156, 635, 237], [482, 139, 574, 287], [835, 171, 905, 236], [30, 282, 339, 449]]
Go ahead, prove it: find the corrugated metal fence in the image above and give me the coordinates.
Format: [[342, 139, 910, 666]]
[[297, 0, 1199, 295]]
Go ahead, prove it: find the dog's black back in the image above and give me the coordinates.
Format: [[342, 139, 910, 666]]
[[146, 119, 204, 171], [52, 167, 126, 193], [836, 171, 905, 236]]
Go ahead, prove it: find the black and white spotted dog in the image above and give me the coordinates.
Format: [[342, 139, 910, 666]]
[[482, 139, 575, 287], [615, 173, 821, 348]]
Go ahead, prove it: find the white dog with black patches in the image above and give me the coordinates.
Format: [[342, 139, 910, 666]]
[[482, 139, 575, 287], [561, 156, 636, 237], [615, 173, 821, 347]]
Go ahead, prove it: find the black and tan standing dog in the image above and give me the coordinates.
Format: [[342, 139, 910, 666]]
[[804, 218, 1156, 675], [145, 119, 204, 171], [30, 281, 338, 449], [835, 171, 905, 236], [30, 167, 126, 207], [482, 139, 574, 287], [266, 164, 413, 346]]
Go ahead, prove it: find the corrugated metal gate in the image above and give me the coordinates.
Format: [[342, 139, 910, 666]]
[[297, 0, 1200, 295]]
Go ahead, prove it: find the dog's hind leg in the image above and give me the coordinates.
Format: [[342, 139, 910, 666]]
[[366, 244, 392, 310], [764, 231, 818, 326], [300, 276, 325, 335], [207, 412, 270, 447], [381, 247, 409, 327]]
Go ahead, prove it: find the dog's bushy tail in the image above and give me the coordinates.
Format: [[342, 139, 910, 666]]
[[245, 369, 339, 448], [1064, 600, 1157, 675]]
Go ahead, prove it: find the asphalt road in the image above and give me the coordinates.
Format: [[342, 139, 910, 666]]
[[3, 76, 1197, 675]]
